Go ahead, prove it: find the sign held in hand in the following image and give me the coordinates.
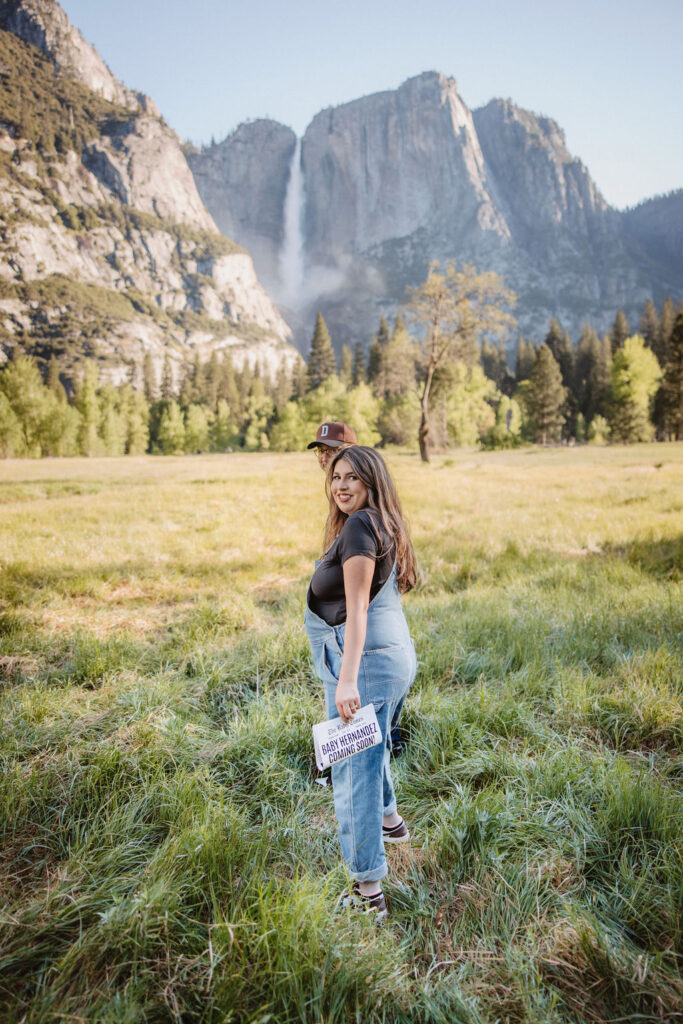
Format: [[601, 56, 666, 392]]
[[312, 704, 382, 772]]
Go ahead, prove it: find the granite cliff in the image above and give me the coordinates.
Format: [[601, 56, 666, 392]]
[[187, 121, 297, 297], [192, 72, 681, 353], [0, 0, 298, 384], [622, 190, 683, 282]]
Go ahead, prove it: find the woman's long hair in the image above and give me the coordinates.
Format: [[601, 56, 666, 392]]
[[324, 446, 417, 593]]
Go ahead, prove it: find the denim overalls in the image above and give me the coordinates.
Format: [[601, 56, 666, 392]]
[[305, 563, 417, 883]]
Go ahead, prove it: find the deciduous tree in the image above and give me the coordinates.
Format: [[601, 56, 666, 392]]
[[403, 260, 515, 461], [608, 335, 661, 442], [155, 400, 185, 454]]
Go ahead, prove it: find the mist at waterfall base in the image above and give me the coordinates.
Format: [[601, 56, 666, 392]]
[[274, 139, 347, 323]]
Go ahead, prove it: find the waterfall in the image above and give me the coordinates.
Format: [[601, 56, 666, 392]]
[[278, 138, 305, 308]]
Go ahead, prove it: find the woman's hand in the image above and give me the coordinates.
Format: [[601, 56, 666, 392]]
[[336, 679, 361, 723]]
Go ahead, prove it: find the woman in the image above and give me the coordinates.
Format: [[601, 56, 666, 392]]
[[304, 446, 417, 921]]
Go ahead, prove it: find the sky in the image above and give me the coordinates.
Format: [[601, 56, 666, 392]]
[[60, 0, 682, 211]]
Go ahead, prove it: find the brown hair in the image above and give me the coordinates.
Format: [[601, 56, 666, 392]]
[[324, 446, 417, 593]]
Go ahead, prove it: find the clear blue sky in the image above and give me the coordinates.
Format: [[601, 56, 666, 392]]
[[60, 0, 682, 210]]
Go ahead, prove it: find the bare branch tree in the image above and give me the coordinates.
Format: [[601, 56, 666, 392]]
[[403, 260, 516, 462]]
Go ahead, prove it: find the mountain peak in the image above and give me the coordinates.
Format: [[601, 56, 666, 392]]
[[0, 0, 144, 109]]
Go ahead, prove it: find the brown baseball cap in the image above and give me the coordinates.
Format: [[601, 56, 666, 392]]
[[307, 421, 358, 449]]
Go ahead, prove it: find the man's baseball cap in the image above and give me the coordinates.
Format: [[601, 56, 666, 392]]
[[307, 421, 358, 449]]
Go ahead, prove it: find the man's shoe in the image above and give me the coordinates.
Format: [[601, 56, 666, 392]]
[[382, 818, 410, 844]]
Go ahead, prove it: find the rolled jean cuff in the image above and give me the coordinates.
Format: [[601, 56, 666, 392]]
[[351, 861, 388, 884], [383, 799, 398, 817]]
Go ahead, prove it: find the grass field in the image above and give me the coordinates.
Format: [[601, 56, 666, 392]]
[[1, 445, 682, 1024]]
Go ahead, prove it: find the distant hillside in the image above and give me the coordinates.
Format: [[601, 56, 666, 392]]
[[0, 0, 299, 386], [622, 191, 683, 282]]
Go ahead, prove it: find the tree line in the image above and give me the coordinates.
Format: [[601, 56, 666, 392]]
[[1, 262, 682, 460]]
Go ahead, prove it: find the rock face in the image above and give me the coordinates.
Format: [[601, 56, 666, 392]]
[[192, 71, 681, 353], [0, 0, 298, 381], [83, 116, 216, 230], [188, 120, 297, 291], [622, 190, 683, 281], [0, 0, 141, 108], [302, 74, 508, 261]]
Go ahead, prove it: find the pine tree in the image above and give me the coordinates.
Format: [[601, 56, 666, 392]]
[[366, 336, 382, 386], [380, 318, 416, 399], [160, 354, 175, 399], [526, 345, 566, 444], [47, 356, 67, 402], [515, 337, 535, 383], [544, 318, 564, 356], [218, 354, 239, 412], [376, 315, 391, 348], [127, 359, 141, 391], [205, 351, 221, 411], [339, 344, 353, 387], [74, 361, 101, 457], [274, 362, 292, 413], [307, 312, 336, 390], [544, 318, 574, 388], [192, 352, 206, 404], [142, 352, 157, 403], [657, 297, 676, 365], [123, 386, 149, 454], [235, 361, 254, 422], [352, 342, 365, 386], [639, 299, 659, 350], [610, 308, 630, 354], [178, 359, 195, 408], [99, 384, 127, 456], [481, 338, 512, 392], [661, 312, 683, 439], [213, 399, 235, 450], [574, 324, 602, 422], [292, 358, 308, 399]]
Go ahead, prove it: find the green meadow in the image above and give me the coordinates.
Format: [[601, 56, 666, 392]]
[[1, 445, 682, 1024]]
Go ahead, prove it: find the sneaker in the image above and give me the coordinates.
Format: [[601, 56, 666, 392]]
[[340, 883, 388, 923], [382, 818, 410, 844]]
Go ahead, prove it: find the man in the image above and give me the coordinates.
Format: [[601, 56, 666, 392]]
[[307, 421, 357, 471]]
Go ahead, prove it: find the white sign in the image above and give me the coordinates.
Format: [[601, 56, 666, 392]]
[[312, 704, 382, 771]]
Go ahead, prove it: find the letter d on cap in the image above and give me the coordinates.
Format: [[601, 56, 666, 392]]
[[320, 424, 329, 437]]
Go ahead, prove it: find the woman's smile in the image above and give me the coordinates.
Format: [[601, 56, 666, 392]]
[[331, 457, 368, 515]]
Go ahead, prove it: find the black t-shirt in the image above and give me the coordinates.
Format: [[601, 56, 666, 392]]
[[308, 509, 394, 626]]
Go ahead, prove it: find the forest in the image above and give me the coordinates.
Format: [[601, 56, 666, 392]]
[[1, 272, 682, 460]]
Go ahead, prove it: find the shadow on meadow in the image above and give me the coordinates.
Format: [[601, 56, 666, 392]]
[[604, 532, 683, 581]]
